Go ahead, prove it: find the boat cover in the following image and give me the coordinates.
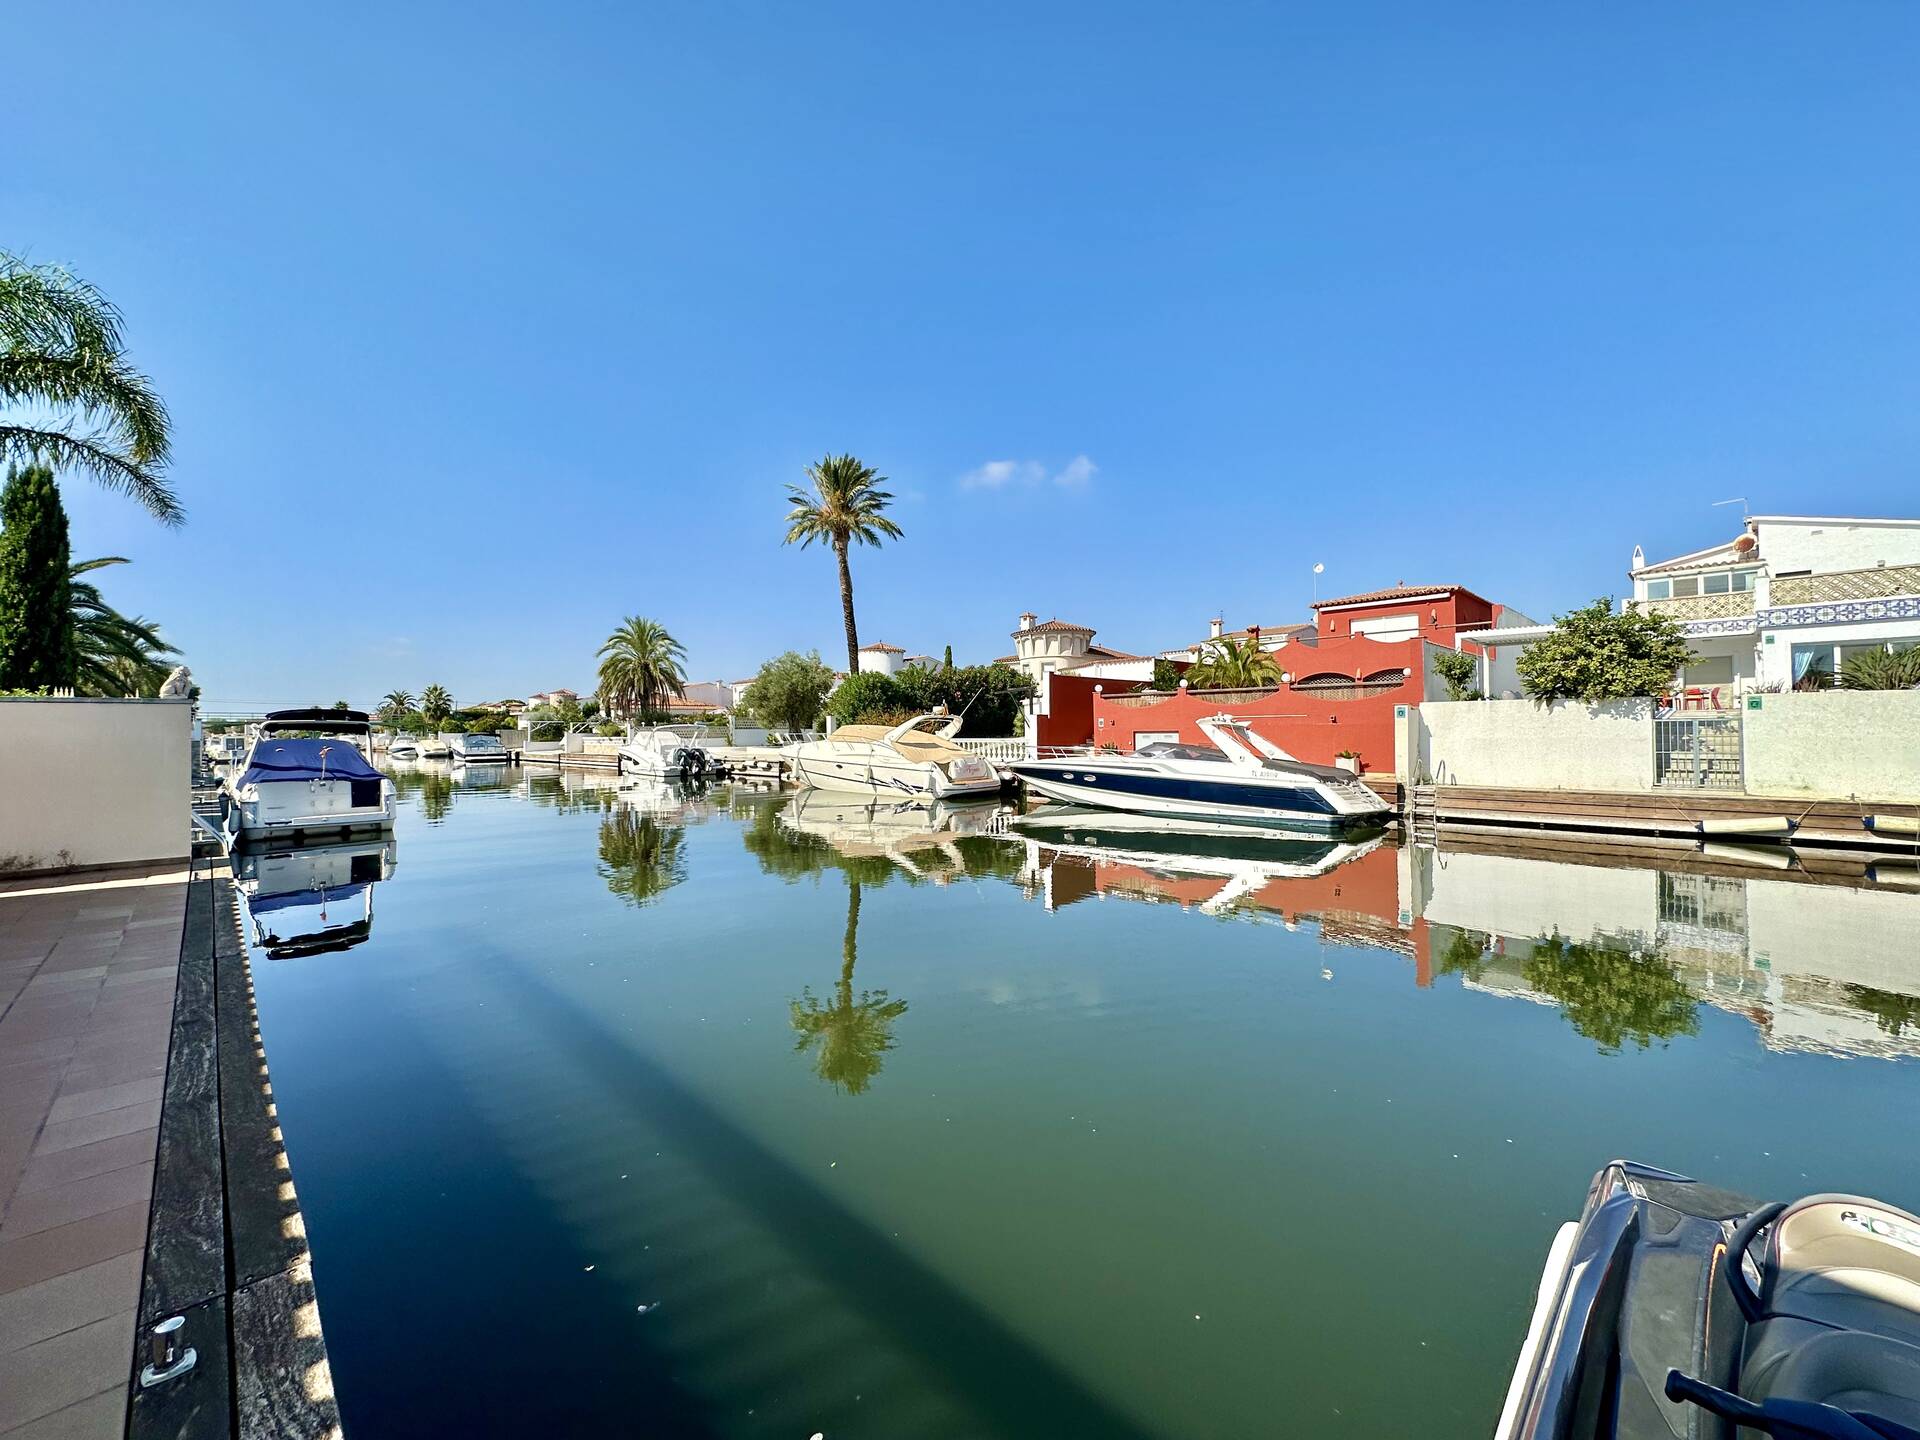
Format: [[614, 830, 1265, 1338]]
[[237, 738, 384, 788]]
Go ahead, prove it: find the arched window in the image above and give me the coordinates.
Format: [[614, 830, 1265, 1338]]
[[1290, 669, 1408, 701]]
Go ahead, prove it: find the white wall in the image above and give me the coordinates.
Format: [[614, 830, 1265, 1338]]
[[1410, 698, 1657, 790], [1758, 518, 1920, 575], [0, 698, 190, 871], [1743, 690, 1920, 802]]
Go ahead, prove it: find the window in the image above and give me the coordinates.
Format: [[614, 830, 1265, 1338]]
[[1352, 613, 1420, 640], [1684, 656, 1734, 685], [1645, 579, 1671, 600], [1732, 571, 1754, 592], [1672, 577, 1700, 597], [1704, 573, 1731, 594]]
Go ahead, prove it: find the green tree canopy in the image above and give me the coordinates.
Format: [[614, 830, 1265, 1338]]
[[1515, 599, 1693, 704], [1150, 656, 1184, 691], [69, 558, 178, 696], [1431, 649, 1482, 701], [1, 254, 180, 525], [743, 650, 837, 732], [0, 462, 75, 689], [597, 615, 686, 720], [1185, 635, 1281, 690], [419, 684, 453, 725], [783, 453, 903, 674], [379, 690, 414, 722]]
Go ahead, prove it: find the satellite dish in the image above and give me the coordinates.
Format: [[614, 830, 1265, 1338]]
[[1312, 563, 1325, 574]]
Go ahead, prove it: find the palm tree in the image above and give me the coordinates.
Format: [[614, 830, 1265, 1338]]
[[69, 557, 179, 696], [1, 254, 180, 525], [788, 876, 908, 1096], [1185, 635, 1282, 690], [783, 454, 903, 674], [419, 684, 453, 727], [379, 690, 415, 723], [597, 616, 686, 721]]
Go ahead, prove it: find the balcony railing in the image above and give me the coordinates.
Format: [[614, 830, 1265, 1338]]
[[1632, 592, 1756, 622], [1769, 562, 1920, 606]]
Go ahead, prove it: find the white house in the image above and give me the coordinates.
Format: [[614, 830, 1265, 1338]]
[[1627, 514, 1920, 692], [997, 613, 1141, 685]]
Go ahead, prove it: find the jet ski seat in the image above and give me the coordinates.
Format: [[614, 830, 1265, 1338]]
[[1740, 1196, 1920, 1429]]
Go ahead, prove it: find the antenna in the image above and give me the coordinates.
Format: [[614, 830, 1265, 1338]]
[[1712, 497, 1749, 517], [1312, 562, 1325, 604]]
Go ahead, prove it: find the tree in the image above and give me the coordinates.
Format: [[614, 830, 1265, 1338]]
[[789, 875, 908, 1095], [825, 670, 909, 727], [942, 644, 954, 670], [0, 462, 75, 689], [1150, 656, 1184, 691], [1, 254, 180, 525], [597, 616, 686, 721], [891, 663, 1033, 735], [783, 453, 903, 674], [379, 690, 415, 723], [1431, 649, 1482, 701], [419, 684, 453, 727], [68, 558, 177, 696], [1185, 635, 1281, 690], [743, 650, 836, 732], [1516, 599, 1693, 705]]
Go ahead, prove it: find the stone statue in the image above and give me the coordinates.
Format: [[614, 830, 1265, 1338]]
[[159, 666, 193, 699]]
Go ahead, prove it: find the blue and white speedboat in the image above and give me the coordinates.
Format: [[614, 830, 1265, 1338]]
[[1008, 715, 1390, 832]]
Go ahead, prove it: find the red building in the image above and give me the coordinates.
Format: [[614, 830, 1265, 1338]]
[[1087, 584, 1526, 774]]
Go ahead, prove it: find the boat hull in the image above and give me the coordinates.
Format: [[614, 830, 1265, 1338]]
[[791, 752, 1000, 801], [229, 778, 397, 839], [1010, 762, 1386, 832]]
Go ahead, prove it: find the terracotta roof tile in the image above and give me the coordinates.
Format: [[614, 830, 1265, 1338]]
[[1012, 618, 1096, 637], [1311, 585, 1464, 609]]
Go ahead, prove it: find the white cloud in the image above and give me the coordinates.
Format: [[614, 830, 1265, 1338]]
[[1054, 454, 1097, 488], [957, 456, 1097, 491]]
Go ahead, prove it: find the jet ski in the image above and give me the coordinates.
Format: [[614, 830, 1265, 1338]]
[[1499, 1160, 1920, 1440]]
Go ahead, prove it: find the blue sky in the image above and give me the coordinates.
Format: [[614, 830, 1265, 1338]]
[[10, 3, 1918, 711]]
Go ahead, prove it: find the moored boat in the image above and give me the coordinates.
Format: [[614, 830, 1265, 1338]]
[[1498, 1159, 1920, 1440], [447, 731, 510, 764], [788, 714, 1000, 801], [223, 709, 397, 840], [1008, 715, 1390, 832], [617, 726, 721, 779]]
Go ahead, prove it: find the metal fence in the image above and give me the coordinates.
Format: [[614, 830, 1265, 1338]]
[[1654, 716, 1743, 789]]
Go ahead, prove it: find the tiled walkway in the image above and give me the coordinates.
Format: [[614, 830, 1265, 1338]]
[[0, 865, 188, 1439]]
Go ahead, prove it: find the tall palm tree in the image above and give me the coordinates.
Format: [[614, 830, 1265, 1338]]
[[597, 616, 686, 721], [783, 454, 903, 674], [68, 557, 179, 696], [1, 254, 180, 525], [788, 876, 909, 1096], [379, 690, 415, 722], [1185, 635, 1282, 690], [419, 684, 453, 726]]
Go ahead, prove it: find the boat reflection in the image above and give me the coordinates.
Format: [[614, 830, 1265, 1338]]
[[234, 837, 395, 960]]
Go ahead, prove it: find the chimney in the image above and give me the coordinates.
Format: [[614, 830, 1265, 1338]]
[[1019, 612, 1036, 632], [1631, 545, 1645, 573], [1209, 617, 1223, 640]]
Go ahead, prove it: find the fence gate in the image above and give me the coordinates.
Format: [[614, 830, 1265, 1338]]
[[1654, 716, 1743, 789]]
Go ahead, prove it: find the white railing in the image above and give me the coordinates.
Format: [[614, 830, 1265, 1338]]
[[957, 737, 1026, 762]]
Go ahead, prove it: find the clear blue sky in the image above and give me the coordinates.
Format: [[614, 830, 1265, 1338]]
[[11, 2, 1918, 711]]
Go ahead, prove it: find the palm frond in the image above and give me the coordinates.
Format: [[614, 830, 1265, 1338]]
[[0, 258, 124, 355], [0, 426, 183, 526], [0, 351, 171, 465]]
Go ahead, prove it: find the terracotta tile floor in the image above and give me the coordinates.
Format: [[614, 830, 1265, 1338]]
[[0, 865, 187, 1438]]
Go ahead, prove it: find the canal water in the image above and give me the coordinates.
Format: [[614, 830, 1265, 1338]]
[[240, 764, 1920, 1439]]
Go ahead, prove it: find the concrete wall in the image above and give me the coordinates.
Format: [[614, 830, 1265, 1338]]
[[0, 698, 190, 872], [1743, 690, 1920, 802], [1757, 517, 1920, 575], [1407, 698, 1657, 790]]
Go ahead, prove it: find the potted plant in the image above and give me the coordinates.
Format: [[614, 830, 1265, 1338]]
[[1335, 749, 1361, 775]]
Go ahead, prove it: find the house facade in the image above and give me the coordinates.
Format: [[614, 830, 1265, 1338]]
[[855, 643, 938, 678], [1629, 515, 1920, 692]]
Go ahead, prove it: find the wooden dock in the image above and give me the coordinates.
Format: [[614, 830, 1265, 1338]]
[[1418, 784, 1920, 854]]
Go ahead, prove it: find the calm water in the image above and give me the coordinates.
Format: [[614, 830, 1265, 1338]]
[[239, 763, 1920, 1439]]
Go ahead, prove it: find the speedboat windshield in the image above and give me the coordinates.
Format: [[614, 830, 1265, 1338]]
[[1136, 741, 1231, 763]]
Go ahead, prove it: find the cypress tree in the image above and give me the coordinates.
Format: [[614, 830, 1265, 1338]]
[[0, 463, 77, 691]]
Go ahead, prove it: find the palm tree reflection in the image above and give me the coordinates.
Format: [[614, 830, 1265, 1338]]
[[789, 876, 908, 1096], [597, 809, 687, 906]]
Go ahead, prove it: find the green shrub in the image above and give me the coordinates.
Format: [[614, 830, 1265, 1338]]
[[1431, 649, 1481, 701], [1839, 646, 1920, 691], [1516, 599, 1692, 704], [826, 670, 908, 726]]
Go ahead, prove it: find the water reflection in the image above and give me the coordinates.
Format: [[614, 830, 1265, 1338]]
[[596, 809, 687, 907], [789, 875, 909, 1095], [234, 837, 395, 959], [385, 758, 454, 822]]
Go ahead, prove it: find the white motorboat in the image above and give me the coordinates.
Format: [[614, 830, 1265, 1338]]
[[234, 837, 394, 960], [206, 733, 248, 764], [617, 726, 720, 779], [1008, 714, 1391, 832], [385, 734, 422, 761], [223, 709, 397, 840], [447, 731, 510, 763], [788, 714, 1000, 801], [416, 734, 452, 759]]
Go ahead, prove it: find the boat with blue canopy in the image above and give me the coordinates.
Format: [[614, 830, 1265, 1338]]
[[222, 709, 396, 840]]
